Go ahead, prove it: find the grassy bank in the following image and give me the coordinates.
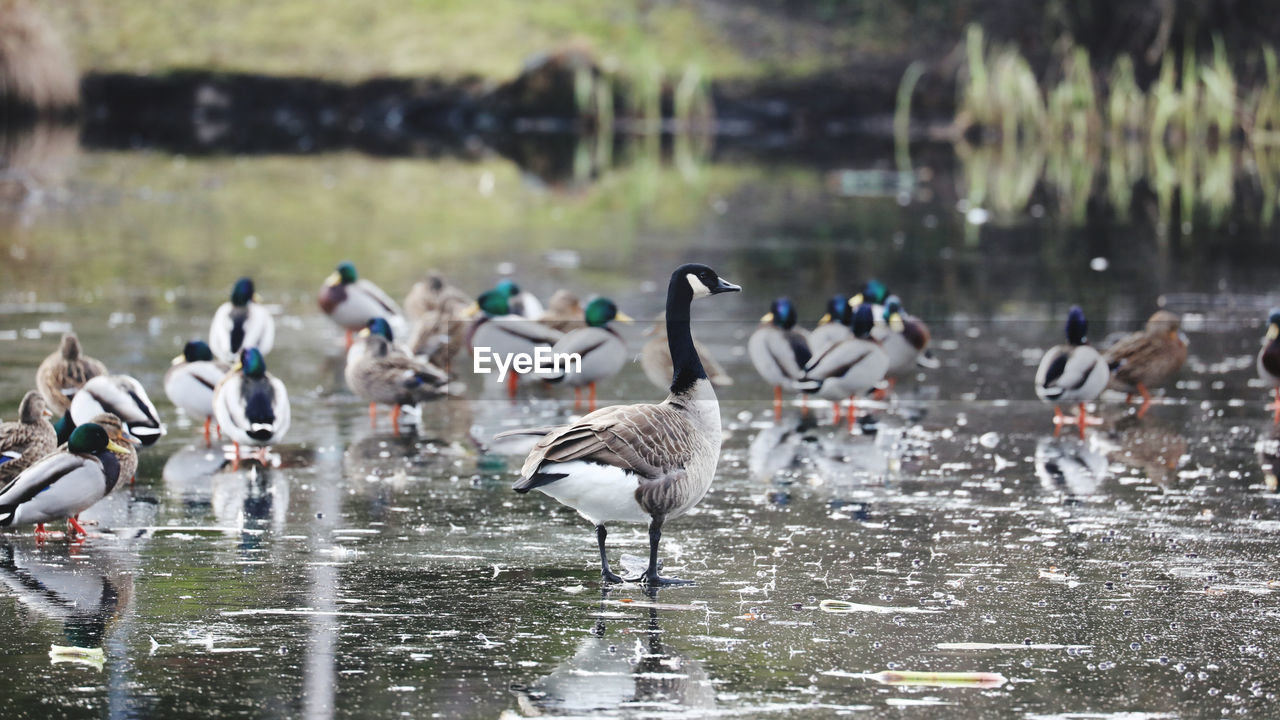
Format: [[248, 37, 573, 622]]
[[40, 0, 756, 81]]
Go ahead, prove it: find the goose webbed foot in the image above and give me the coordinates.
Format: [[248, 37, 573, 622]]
[[601, 569, 625, 584]]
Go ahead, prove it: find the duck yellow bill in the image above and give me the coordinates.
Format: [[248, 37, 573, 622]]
[[760, 312, 775, 323], [851, 293, 864, 305], [1268, 324, 1279, 341], [818, 313, 832, 325], [358, 327, 371, 338], [463, 302, 481, 318], [106, 440, 129, 455], [170, 354, 185, 366], [325, 272, 341, 287], [615, 311, 635, 323]]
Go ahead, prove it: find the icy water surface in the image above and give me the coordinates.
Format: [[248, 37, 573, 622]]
[[3, 148, 1280, 718]]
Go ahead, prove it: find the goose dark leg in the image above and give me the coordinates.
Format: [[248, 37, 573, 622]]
[[596, 525, 624, 583], [639, 516, 692, 586]]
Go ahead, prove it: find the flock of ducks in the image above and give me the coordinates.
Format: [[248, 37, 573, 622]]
[[0, 258, 1275, 587]]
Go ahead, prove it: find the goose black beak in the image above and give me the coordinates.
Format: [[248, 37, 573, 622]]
[[711, 278, 741, 294]]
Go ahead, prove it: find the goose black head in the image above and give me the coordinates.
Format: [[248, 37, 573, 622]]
[[1065, 306, 1088, 345], [18, 391, 46, 425], [67, 423, 126, 456], [763, 298, 799, 329], [365, 317, 395, 342], [671, 263, 741, 300], [584, 298, 631, 328], [180, 340, 215, 363], [238, 348, 268, 378], [326, 262, 358, 287], [230, 277, 256, 306], [851, 304, 876, 339]]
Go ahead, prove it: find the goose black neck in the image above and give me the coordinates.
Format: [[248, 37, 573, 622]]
[[666, 274, 706, 395]]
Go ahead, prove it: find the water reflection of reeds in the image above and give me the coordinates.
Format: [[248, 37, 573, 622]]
[[952, 24, 1280, 230]]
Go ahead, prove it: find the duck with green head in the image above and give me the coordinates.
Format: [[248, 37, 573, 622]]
[[1036, 306, 1110, 437], [0, 423, 128, 537], [0, 391, 57, 485], [466, 288, 564, 399], [165, 340, 230, 445], [495, 278, 544, 320], [748, 298, 814, 418], [346, 318, 451, 432], [538, 298, 634, 411], [802, 303, 889, 428], [210, 277, 275, 363], [213, 348, 290, 465], [808, 294, 852, 357], [878, 295, 939, 383], [319, 261, 408, 348]]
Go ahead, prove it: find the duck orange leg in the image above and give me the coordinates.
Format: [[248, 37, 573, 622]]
[[391, 405, 402, 435], [847, 396, 858, 430], [368, 402, 379, 427], [1136, 383, 1152, 418], [1077, 402, 1088, 438], [1053, 405, 1064, 437], [232, 441, 241, 471], [832, 401, 842, 424], [344, 329, 354, 350], [772, 386, 782, 420], [34, 523, 47, 542], [588, 382, 597, 412], [67, 516, 87, 538], [574, 386, 582, 411], [202, 417, 212, 447], [507, 373, 519, 400], [1273, 387, 1279, 424]]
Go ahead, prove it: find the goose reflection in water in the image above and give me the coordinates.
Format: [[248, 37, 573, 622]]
[[510, 589, 715, 716], [0, 542, 132, 668]]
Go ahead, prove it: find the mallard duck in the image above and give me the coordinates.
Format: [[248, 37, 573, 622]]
[[748, 297, 813, 417], [318, 261, 407, 347], [1103, 310, 1188, 418], [404, 271, 471, 322], [539, 297, 633, 410], [213, 348, 290, 460], [467, 289, 564, 397], [878, 295, 939, 381], [36, 333, 108, 413], [639, 313, 733, 391], [808, 294, 851, 357], [164, 340, 229, 445], [209, 277, 275, 363], [1258, 310, 1280, 424], [408, 287, 471, 374], [0, 423, 127, 537], [345, 318, 450, 432], [70, 375, 164, 447], [1035, 306, 1110, 436], [538, 289, 587, 333], [87, 413, 140, 486], [802, 304, 889, 427], [0, 392, 56, 485], [495, 263, 740, 585], [495, 278, 544, 319], [852, 279, 890, 322]]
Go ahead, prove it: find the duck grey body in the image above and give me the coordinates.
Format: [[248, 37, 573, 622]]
[[498, 264, 740, 586]]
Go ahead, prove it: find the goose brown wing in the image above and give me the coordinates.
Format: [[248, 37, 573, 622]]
[[516, 403, 695, 480]]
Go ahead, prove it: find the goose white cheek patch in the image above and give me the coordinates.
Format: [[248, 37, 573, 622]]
[[686, 274, 711, 298]]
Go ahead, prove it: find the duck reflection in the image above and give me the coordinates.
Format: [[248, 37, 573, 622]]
[[1103, 413, 1188, 488], [747, 415, 814, 482], [1035, 434, 1109, 497], [511, 589, 715, 716], [211, 463, 289, 538], [0, 541, 132, 668], [1256, 422, 1280, 492]]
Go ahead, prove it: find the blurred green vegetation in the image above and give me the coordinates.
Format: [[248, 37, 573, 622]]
[[41, 0, 756, 81]]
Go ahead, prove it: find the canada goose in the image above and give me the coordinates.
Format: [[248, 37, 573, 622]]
[[318, 261, 408, 348], [70, 375, 165, 447], [539, 297, 633, 411], [878, 295, 939, 383], [639, 313, 733, 391], [36, 333, 108, 413], [747, 297, 812, 417], [345, 317, 451, 432], [496, 263, 740, 585], [404, 271, 471, 322], [88, 412, 140, 486], [808, 294, 852, 357], [1103, 310, 1188, 418], [209, 277, 275, 362], [1035, 306, 1110, 437], [164, 340, 230, 445], [213, 348, 290, 464], [802, 304, 890, 427], [467, 289, 564, 398], [1258, 310, 1280, 424], [0, 423, 127, 537], [538, 289, 587, 333], [0, 391, 56, 485]]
